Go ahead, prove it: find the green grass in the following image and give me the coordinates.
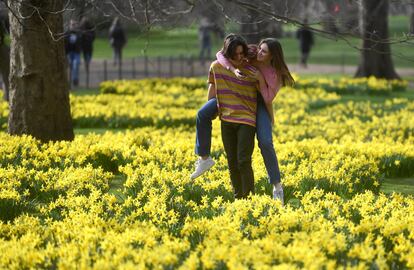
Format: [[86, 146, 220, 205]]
[[71, 88, 100, 96], [109, 175, 127, 202], [93, 33, 414, 68], [74, 128, 126, 135], [91, 16, 414, 68], [93, 27, 223, 59], [388, 15, 411, 36], [382, 178, 414, 195]]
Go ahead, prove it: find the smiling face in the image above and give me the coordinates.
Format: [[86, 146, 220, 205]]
[[256, 43, 272, 64]]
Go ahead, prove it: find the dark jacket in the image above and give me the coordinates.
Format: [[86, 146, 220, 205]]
[[65, 30, 82, 54], [81, 28, 95, 54], [296, 27, 314, 53], [109, 25, 127, 49]]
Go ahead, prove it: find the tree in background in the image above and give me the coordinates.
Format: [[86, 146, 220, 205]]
[[224, 0, 405, 79], [7, 0, 74, 142], [410, 4, 414, 34], [0, 9, 9, 101], [355, 0, 400, 79]]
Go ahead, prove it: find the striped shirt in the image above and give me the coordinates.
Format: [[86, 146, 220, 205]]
[[209, 61, 258, 127]]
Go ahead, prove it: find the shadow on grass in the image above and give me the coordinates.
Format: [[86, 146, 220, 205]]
[[71, 88, 100, 96], [74, 128, 127, 135], [381, 178, 414, 195], [109, 174, 127, 202]]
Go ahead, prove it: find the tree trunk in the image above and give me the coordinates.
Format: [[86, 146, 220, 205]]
[[358, 0, 364, 37], [355, 0, 400, 79], [410, 9, 414, 34], [8, 0, 74, 142], [0, 43, 9, 101], [0, 17, 9, 101]]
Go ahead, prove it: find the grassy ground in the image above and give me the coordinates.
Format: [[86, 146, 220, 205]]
[[382, 178, 414, 195], [71, 88, 100, 96], [92, 16, 414, 68], [108, 175, 127, 201]]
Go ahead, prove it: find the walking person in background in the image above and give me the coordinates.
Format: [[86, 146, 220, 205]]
[[198, 17, 212, 65], [296, 19, 314, 68], [208, 34, 258, 199], [109, 17, 127, 67], [65, 19, 82, 87], [191, 36, 294, 204], [79, 16, 95, 86]]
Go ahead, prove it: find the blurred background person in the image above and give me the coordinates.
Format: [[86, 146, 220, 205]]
[[296, 19, 314, 68], [65, 19, 82, 87], [79, 16, 95, 87], [198, 17, 212, 65], [109, 17, 127, 67]]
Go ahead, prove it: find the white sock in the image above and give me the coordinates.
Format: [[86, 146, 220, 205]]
[[273, 183, 283, 191]]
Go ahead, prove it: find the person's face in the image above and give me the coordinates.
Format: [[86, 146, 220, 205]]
[[257, 43, 272, 63], [69, 20, 78, 30], [231, 45, 245, 64]]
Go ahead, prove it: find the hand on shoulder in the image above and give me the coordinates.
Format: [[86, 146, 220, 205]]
[[245, 67, 263, 81]]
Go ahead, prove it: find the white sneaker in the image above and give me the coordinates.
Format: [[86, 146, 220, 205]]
[[273, 185, 284, 206], [190, 157, 215, 180]]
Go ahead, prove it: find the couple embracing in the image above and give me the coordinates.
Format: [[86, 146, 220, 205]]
[[191, 34, 294, 204]]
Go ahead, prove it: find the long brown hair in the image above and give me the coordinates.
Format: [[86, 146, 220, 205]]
[[259, 38, 295, 87]]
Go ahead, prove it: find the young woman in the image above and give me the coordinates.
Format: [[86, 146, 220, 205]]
[[192, 38, 294, 204]]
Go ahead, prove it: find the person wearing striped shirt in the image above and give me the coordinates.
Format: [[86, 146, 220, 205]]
[[205, 34, 258, 199]]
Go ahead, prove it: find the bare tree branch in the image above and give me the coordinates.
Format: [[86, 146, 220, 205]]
[[1, 0, 413, 63]]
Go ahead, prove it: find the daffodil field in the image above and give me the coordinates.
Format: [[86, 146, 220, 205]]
[[0, 76, 414, 269]]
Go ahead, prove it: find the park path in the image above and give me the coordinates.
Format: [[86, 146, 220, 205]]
[[74, 57, 414, 89]]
